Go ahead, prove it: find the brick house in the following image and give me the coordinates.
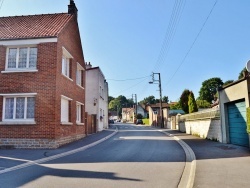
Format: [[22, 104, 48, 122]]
[[0, 0, 86, 148]]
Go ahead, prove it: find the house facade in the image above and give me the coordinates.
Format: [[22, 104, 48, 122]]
[[122, 108, 134, 122], [219, 73, 250, 147], [85, 62, 109, 131], [136, 103, 148, 118], [0, 1, 86, 148], [147, 103, 170, 127]]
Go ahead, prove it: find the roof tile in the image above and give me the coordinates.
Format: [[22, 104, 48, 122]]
[[0, 13, 73, 40]]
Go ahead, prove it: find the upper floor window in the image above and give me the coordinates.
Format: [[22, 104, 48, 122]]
[[6, 47, 37, 70], [62, 47, 73, 80], [62, 56, 70, 77]]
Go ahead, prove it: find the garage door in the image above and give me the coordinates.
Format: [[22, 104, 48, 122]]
[[228, 101, 249, 147]]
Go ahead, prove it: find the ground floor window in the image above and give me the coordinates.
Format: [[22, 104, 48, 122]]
[[2, 95, 35, 121], [76, 102, 84, 123], [61, 95, 72, 124]]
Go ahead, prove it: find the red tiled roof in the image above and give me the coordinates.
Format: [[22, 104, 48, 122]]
[[0, 13, 73, 40]]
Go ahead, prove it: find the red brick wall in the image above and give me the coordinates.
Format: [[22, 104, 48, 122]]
[[55, 15, 86, 139], [0, 43, 57, 139], [0, 15, 86, 143]]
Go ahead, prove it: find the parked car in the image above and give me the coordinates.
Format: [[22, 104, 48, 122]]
[[136, 119, 143, 125], [109, 119, 114, 124]]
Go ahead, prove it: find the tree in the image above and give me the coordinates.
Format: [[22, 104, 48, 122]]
[[108, 96, 115, 104], [238, 67, 247, 79], [188, 92, 198, 113], [139, 95, 156, 105], [223, 80, 234, 87], [196, 99, 210, 109], [170, 102, 182, 110], [198, 77, 223, 103], [179, 89, 190, 114], [108, 95, 134, 116], [162, 96, 169, 103], [136, 113, 143, 119]]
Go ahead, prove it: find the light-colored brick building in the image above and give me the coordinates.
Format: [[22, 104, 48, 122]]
[[0, 0, 86, 148]]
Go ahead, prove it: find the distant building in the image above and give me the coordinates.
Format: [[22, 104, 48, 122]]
[[85, 62, 109, 131]]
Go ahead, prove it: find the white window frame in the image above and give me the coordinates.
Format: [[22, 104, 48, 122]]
[[62, 47, 73, 80], [0, 93, 37, 124], [4, 46, 38, 73], [76, 101, 84, 125], [76, 63, 85, 88], [61, 95, 73, 125]]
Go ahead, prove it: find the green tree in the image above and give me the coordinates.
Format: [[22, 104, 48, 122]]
[[108, 95, 134, 116], [188, 91, 198, 113], [179, 89, 190, 114], [223, 80, 234, 87], [198, 77, 223, 103], [136, 113, 143, 119], [162, 96, 169, 103], [139, 95, 156, 105], [170, 102, 182, 110], [108, 96, 115, 104], [196, 99, 211, 109], [238, 67, 247, 79]]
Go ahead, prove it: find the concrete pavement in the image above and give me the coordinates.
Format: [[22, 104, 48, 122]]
[[1, 125, 250, 187], [164, 129, 250, 188]]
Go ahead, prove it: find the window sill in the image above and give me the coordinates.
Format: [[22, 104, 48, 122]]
[[1, 69, 38, 73], [61, 122, 73, 125], [76, 122, 84, 126], [77, 84, 85, 90], [0, 121, 36, 125], [62, 74, 73, 82]]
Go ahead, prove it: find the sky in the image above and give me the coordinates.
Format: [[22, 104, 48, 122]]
[[0, 0, 249, 102]]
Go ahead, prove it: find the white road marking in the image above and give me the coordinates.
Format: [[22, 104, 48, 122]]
[[160, 130, 196, 188], [0, 129, 118, 175]]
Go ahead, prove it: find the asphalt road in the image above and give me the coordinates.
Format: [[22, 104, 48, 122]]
[[0, 123, 186, 188]]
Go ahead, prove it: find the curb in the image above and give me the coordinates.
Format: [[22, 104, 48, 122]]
[[0, 129, 118, 175], [160, 130, 196, 188]]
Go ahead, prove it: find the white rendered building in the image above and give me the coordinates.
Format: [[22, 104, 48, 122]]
[[85, 62, 109, 131]]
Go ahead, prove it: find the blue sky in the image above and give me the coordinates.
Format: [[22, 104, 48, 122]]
[[0, 0, 249, 102]]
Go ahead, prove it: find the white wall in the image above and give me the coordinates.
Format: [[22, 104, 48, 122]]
[[219, 79, 249, 143], [179, 119, 222, 142], [86, 67, 109, 131]]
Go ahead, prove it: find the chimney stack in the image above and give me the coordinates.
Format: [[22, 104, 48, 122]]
[[86, 62, 92, 69], [68, 0, 78, 18]]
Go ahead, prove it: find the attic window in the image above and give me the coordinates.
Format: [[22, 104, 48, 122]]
[[5, 47, 37, 71]]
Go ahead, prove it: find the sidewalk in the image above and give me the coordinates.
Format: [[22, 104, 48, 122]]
[[164, 129, 250, 188], [0, 130, 115, 170]]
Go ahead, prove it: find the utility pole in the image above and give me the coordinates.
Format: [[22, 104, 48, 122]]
[[132, 94, 137, 115], [149, 73, 164, 128]]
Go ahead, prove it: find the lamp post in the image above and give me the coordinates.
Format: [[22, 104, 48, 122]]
[[149, 72, 164, 128]]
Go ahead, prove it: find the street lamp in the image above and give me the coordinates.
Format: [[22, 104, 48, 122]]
[[149, 72, 164, 128]]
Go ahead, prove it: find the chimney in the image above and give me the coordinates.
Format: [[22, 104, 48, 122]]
[[68, 0, 78, 18], [86, 62, 92, 69]]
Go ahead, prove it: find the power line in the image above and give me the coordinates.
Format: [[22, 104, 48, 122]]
[[112, 77, 149, 97], [0, 0, 4, 11], [153, 0, 186, 72], [166, 0, 218, 86], [106, 75, 150, 81]]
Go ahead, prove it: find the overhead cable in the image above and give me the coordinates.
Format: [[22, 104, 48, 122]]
[[166, 0, 218, 86]]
